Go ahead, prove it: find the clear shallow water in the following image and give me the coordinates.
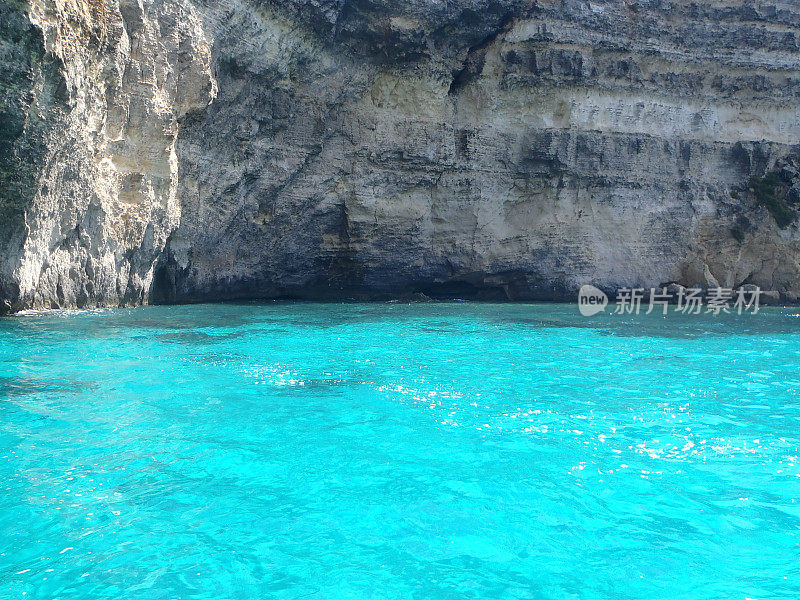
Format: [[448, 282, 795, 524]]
[[1, 302, 799, 600]]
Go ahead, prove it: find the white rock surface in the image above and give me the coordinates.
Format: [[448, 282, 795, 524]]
[[2, 0, 800, 310]]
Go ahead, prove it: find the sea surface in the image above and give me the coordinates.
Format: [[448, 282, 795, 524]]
[[1, 302, 799, 600]]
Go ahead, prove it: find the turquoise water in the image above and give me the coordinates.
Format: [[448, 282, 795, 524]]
[[1, 303, 799, 600]]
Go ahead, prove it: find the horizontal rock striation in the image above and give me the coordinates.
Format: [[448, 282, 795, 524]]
[[2, 0, 800, 311]]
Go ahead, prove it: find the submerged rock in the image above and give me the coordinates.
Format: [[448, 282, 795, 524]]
[[2, 0, 800, 310]]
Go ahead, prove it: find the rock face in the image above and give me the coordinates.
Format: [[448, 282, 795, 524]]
[[2, 0, 800, 311]]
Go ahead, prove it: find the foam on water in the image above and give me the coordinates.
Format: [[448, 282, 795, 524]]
[[1, 303, 799, 599]]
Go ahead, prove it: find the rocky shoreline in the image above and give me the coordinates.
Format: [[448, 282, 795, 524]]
[[2, 0, 800, 313]]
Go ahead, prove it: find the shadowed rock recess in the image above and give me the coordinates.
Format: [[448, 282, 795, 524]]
[[2, 0, 800, 312]]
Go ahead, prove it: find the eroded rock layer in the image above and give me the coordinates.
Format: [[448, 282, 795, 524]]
[[2, 0, 800, 311]]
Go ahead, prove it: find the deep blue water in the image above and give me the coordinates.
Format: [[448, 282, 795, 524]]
[[1, 302, 799, 599]]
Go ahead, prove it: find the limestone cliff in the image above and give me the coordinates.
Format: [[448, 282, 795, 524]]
[[2, 0, 800, 311]]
